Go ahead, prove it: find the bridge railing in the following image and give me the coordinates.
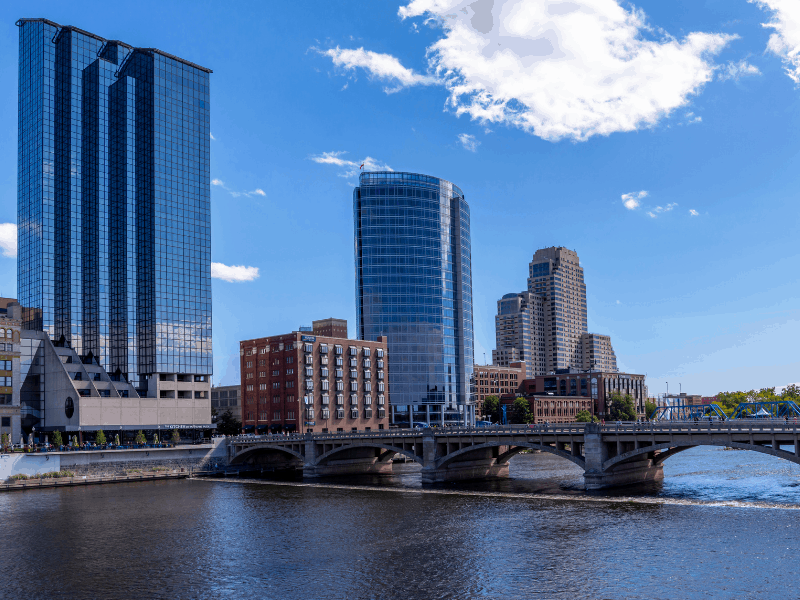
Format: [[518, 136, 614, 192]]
[[602, 419, 800, 434]]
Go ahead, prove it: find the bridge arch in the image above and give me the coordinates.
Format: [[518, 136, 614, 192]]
[[230, 445, 304, 466], [603, 440, 800, 472], [315, 443, 423, 466], [435, 441, 585, 470]]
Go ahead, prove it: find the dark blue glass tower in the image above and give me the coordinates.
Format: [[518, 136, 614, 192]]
[[354, 172, 475, 426], [17, 19, 212, 393]]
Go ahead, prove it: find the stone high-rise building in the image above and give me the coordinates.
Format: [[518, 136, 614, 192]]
[[494, 247, 617, 376]]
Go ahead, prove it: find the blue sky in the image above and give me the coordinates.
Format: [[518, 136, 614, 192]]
[[1, 0, 799, 396]]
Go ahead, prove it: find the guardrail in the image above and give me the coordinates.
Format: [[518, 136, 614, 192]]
[[230, 420, 800, 444]]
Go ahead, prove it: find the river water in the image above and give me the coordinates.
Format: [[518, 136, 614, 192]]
[[1, 446, 799, 599]]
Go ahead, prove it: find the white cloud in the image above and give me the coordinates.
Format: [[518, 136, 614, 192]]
[[616, 300, 621, 305], [316, 46, 437, 93], [0, 223, 16, 258], [750, 0, 800, 84], [684, 111, 702, 124], [211, 262, 260, 283], [210, 133, 216, 140], [621, 190, 648, 210], [647, 202, 678, 218], [211, 179, 266, 198], [392, 0, 736, 141], [718, 59, 762, 81], [689, 209, 700, 216], [310, 151, 393, 178], [457, 133, 480, 152]]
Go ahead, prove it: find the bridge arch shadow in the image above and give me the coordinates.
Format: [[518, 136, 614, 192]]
[[435, 441, 585, 470], [230, 445, 304, 468], [315, 443, 423, 466], [604, 440, 800, 473]]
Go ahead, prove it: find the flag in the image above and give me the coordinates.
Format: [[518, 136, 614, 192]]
[[360, 163, 364, 170]]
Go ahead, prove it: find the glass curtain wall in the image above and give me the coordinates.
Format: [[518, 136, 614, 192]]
[[354, 172, 474, 426]]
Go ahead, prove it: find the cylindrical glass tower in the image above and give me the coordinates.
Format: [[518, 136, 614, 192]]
[[354, 172, 475, 426]]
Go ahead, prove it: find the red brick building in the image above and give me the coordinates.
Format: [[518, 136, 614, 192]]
[[240, 331, 389, 433], [474, 362, 524, 418]]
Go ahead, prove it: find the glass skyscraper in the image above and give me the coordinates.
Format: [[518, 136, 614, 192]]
[[16, 19, 212, 432], [354, 172, 475, 426]]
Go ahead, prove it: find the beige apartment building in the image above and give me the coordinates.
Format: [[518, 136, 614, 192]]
[[581, 333, 618, 372]]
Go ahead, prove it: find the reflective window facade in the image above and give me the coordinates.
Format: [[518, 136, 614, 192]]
[[17, 19, 212, 388], [354, 172, 474, 426]]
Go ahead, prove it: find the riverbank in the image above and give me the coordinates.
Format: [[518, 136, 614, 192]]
[[1, 470, 189, 492]]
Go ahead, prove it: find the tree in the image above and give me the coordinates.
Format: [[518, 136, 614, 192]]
[[171, 429, 181, 444], [509, 397, 532, 424], [608, 394, 637, 421], [781, 384, 800, 401], [482, 395, 500, 423], [52, 430, 63, 447], [575, 410, 593, 423], [644, 401, 657, 420], [215, 409, 243, 436], [1, 433, 9, 451], [95, 430, 106, 445], [135, 430, 146, 445]]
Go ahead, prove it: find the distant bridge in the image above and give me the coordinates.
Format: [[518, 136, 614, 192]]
[[228, 421, 800, 489]]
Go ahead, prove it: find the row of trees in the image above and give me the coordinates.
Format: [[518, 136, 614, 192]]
[[714, 385, 800, 414], [49, 429, 181, 447]]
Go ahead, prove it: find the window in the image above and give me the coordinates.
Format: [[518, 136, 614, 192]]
[[286, 368, 294, 375], [260, 412, 267, 421], [272, 382, 280, 389], [377, 395, 385, 405], [335, 345, 343, 355], [322, 409, 330, 419], [320, 356, 328, 365], [320, 344, 328, 354], [364, 396, 372, 405], [305, 367, 313, 377], [246, 385, 254, 392], [377, 409, 386, 419], [350, 409, 359, 419], [287, 411, 296, 420], [377, 383, 385, 392], [336, 380, 344, 391], [260, 347, 267, 354], [306, 408, 315, 419], [321, 395, 329, 405], [336, 408, 345, 419], [273, 395, 281, 403], [364, 370, 371, 379], [336, 394, 344, 405], [378, 371, 384, 380], [364, 409, 373, 419], [286, 357, 294, 364], [259, 383, 267, 390], [376, 349, 384, 358], [273, 411, 281, 420], [335, 369, 343, 378], [305, 355, 313, 365], [321, 368, 329, 378], [304, 343, 313, 353], [286, 381, 295, 389], [259, 360, 265, 366], [377, 360, 384, 369], [321, 381, 329, 391], [350, 395, 358, 406], [364, 382, 372, 392], [273, 358, 281, 366], [1, 417, 9, 427], [336, 357, 343, 367], [350, 381, 358, 391], [349, 347, 357, 356], [259, 371, 266, 378], [305, 380, 313, 390], [349, 359, 357, 368], [246, 361, 253, 368], [272, 370, 280, 376], [246, 373, 253, 379], [363, 347, 371, 357], [304, 395, 313, 405]]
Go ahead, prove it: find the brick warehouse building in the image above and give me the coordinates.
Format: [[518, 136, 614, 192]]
[[500, 395, 594, 424], [240, 331, 389, 433], [474, 362, 525, 418]]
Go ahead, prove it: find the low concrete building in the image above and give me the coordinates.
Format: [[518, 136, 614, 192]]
[[501, 394, 594, 424], [211, 385, 242, 421], [474, 362, 524, 418], [520, 369, 648, 419], [240, 329, 389, 434]]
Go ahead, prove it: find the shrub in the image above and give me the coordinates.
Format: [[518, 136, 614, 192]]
[[52, 430, 63, 447], [171, 429, 180, 443], [134, 430, 146, 445], [9, 473, 29, 481], [95, 430, 106, 445]]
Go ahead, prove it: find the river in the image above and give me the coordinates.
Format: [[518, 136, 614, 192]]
[[1, 446, 798, 599]]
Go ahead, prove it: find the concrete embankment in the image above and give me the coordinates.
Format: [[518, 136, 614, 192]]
[[0, 438, 230, 491]]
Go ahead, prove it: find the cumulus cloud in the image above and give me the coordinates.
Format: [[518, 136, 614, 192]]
[[647, 203, 678, 218], [210, 133, 216, 140], [689, 209, 700, 216], [361, 0, 737, 142], [751, 0, 800, 84], [310, 151, 393, 178], [718, 59, 762, 81], [211, 262, 260, 283], [211, 179, 266, 198], [621, 190, 648, 210], [315, 46, 437, 93], [0, 223, 16, 258], [457, 133, 480, 152]]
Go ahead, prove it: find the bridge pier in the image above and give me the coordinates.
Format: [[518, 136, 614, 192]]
[[583, 424, 663, 489]]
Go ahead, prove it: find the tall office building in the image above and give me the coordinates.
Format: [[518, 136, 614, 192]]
[[494, 247, 617, 376], [16, 19, 212, 436], [354, 172, 475, 426]]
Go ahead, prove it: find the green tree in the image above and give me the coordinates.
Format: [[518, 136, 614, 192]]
[[575, 410, 594, 423], [135, 430, 146, 445], [1, 432, 9, 451], [52, 430, 63, 447], [644, 401, 658, 420], [509, 397, 532, 424], [482, 395, 500, 423], [781, 384, 800, 401], [215, 409, 243, 436], [95, 430, 106, 445], [608, 394, 637, 421], [171, 429, 181, 444]]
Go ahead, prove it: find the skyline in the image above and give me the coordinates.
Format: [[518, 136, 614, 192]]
[[2, 0, 800, 396]]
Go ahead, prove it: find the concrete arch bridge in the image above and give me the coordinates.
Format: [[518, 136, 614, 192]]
[[227, 421, 800, 489]]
